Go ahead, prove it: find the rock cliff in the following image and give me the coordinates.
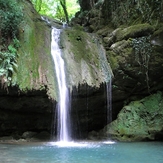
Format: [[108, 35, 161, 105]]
[[75, 0, 163, 141], [0, 0, 112, 140]]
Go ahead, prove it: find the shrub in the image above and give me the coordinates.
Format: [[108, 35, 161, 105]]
[[0, 0, 22, 86], [0, 0, 23, 43], [0, 38, 20, 86]]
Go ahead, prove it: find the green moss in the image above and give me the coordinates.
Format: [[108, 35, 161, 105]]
[[12, 20, 40, 89], [62, 29, 99, 67], [116, 24, 154, 41], [107, 51, 119, 70], [11, 0, 57, 99], [107, 91, 163, 141], [123, 47, 132, 54], [141, 91, 162, 112], [152, 24, 163, 37], [60, 27, 112, 87], [107, 45, 132, 71]]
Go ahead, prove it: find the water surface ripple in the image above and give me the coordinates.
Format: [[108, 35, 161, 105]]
[[0, 141, 163, 163]]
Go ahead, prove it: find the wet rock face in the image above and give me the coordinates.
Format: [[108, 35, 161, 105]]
[[0, 84, 109, 140], [0, 87, 54, 138], [71, 83, 108, 139]]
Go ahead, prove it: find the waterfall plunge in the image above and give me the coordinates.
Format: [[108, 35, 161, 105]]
[[51, 27, 71, 142], [50, 26, 112, 143]]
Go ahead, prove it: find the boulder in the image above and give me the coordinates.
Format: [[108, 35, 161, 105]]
[[115, 24, 154, 41], [101, 91, 163, 141]]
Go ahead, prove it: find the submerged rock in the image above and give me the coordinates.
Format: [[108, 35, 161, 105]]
[[22, 131, 37, 139]]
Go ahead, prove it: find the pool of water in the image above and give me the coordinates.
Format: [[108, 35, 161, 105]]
[[0, 141, 163, 163]]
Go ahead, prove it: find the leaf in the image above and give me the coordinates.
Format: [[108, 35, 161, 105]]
[[11, 62, 18, 68], [8, 45, 17, 54], [7, 77, 12, 81], [0, 68, 5, 73], [8, 66, 14, 72]]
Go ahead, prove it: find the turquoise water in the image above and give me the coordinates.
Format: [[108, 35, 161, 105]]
[[0, 141, 163, 163]]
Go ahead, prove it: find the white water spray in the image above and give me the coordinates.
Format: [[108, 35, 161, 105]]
[[51, 27, 71, 142]]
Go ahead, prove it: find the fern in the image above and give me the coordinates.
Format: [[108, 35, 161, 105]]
[[0, 43, 19, 86]]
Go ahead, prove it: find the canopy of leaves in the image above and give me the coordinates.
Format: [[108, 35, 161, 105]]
[[31, 0, 80, 22]]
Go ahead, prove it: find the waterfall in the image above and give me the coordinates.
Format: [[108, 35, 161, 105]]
[[106, 79, 112, 124], [95, 38, 113, 125], [51, 27, 71, 142]]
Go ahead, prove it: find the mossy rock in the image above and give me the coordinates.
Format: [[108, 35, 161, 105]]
[[110, 39, 131, 53], [107, 39, 132, 70], [151, 25, 163, 47], [106, 51, 119, 70], [60, 28, 112, 87], [11, 0, 57, 99], [116, 23, 154, 41], [102, 91, 163, 141], [96, 26, 113, 37]]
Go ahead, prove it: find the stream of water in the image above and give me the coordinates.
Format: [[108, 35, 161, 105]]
[[51, 27, 71, 142], [51, 26, 113, 143], [106, 79, 112, 123]]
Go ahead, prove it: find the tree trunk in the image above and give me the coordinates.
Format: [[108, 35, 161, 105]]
[[60, 0, 69, 24]]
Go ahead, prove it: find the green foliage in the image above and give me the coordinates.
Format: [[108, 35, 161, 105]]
[[0, 38, 19, 86], [0, 0, 22, 87], [31, 0, 80, 22], [0, 0, 23, 42]]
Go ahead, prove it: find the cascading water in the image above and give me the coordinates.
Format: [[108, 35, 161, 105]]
[[50, 24, 112, 143], [106, 79, 112, 123], [96, 38, 113, 124], [51, 27, 71, 142]]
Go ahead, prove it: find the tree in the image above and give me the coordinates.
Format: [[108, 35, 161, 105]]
[[60, 0, 69, 24], [31, 0, 79, 23], [32, 0, 42, 12]]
